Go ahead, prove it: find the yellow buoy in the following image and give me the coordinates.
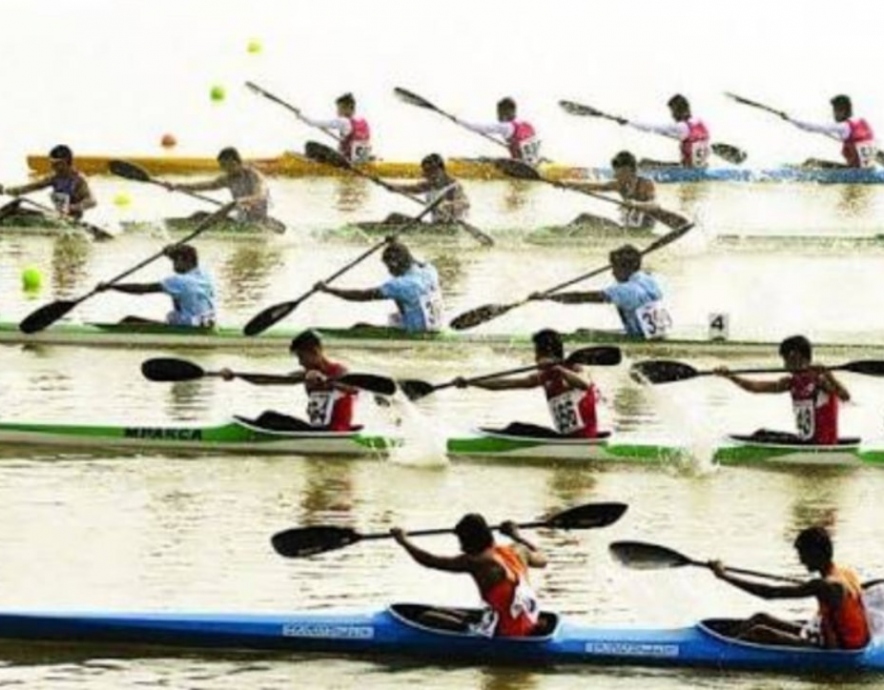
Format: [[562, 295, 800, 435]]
[[21, 266, 42, 292], [210, 84, 226, 102], [113, 192, 132, 208], [247, 39, 262, 54]]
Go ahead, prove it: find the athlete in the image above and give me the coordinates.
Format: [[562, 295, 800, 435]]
[[391, 512, 547, 637], [786, 95, 877, 169], [382, 154, 470, 225], [460, 97, 542, 166], [620, 95, 711, 168], [714, 335, 850, 445], [567, 151, 657, 230], [297, 92, 372, 163], [0, 145, 96, 219]]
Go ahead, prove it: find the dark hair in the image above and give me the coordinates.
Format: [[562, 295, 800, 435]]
[[421, 153, 445, 171], [455, 513, 494, 555], [779, 335, 812, 361], [667, 94, 690, 112], [217, 147, 242, 164], [831, 95, 853, 116], [497, 97, 517, 113], [167, 244, 198, 265], [532, 328, 564, 360], [382, 241, 414, 270], [611, 150, 637, 170], [794, 526, 833, 562], [290, 330, 322, 353], [336, 93, 355, 108], [49, 145, 73, 162], [610, 244, 642, 272]]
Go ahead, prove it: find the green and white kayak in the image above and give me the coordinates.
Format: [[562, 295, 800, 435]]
[[5, 322, 884, 358], [0, 417, 397, 457], [120, 216, 286, 237]]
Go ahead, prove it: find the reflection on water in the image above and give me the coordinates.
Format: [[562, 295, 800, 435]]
[[50, 234, 91, 296], [299, 461, 356, 518], [335, 177, 371, 212], [219, 241, 285, 308], [836, 184, 874, 217]]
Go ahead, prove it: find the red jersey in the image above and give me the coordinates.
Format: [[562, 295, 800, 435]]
[[789, 370, 838, 444], [680, 118, 710, 168], [842, 118, 876, 168], [507, 120, 540, 164], [305, 360, 356, 431], [539, 367, 599, 438], [340, 117, 371, 163], [818, 564, 870, 650], [481, 545, 539, 637]]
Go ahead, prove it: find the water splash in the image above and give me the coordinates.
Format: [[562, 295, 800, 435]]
[[380, 394, 449, 468]]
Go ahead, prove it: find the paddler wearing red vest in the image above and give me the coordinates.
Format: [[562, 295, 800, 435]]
[[786, 95, 878, 169], [298, 92, 373, 163], [714, 335, 850, 445], [619, 94, 711, 168], [709, 526, 870, 650], [391, 513, 547, 637], [460, 97, 542, 166]]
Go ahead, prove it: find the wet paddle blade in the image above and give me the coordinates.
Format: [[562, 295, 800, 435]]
[[109, 160, 152, 182], [567, 346, 622, 367], [338, 373, 397, 396], [645, 207, 692, 232], [711, 143, 747, 165], [271, 526, 362, 558], [243, 301, 298, 337], [609, 541, 693, 569], [393, 87, 436, 111], [558, 100, 603, 117], [18, 299, 79, 334], [398, 379, 436, 401], [494, 158, 542, 181], [547, 502, 627, 529], [304, 141, 351, 170], [141, 358, 206, 382], [630, 360, 699, 384], [449, 301, 521, 331], [840, 360, 884, 376]]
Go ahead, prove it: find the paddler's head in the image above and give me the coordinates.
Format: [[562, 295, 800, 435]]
[[381, 241, 414, 277], [336, 93, 356, 117], [830, 95, 852, 123], [778, 335, 812, 372], [610, 244, 642, 282], [497, 97, 517, 123], [667, 94, 691, 122], [48, 145, 74, 175], [420, 153, 446, 184], [532, 328, 564, 366], [611, 150, 638, 185], [290, 330, 324, 369], [794, 526, 833, 573], [455, 513, 494, 555], [164, 244, 198, 274], [217, 147, 244, 174]]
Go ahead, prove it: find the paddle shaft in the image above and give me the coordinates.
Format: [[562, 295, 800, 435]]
[[395, 88, 509, 151], [726, 93, 788, 120], [356, 517, 573, 543], [246, 81, 341, 142], [694, 363, 867, 378], [140, 174, 228, 207]]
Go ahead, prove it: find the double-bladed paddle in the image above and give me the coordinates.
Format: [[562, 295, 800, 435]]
[[141, 357, 396, 395], [495, 158, 691, 231], [630, 359, 884, 385], [609, 541, 802, 583], [559, 99, 748, 165], [399, 346, 622, 401], [245, 81, 342, 142], [449, 220, 693, 331], [272, 501, 628, 558], [242, 189, 454, 337], [0, 194, 116, 241], [109, 160, 287, 234], [18, 201, 235, 334], [304, 141, 494, 247]]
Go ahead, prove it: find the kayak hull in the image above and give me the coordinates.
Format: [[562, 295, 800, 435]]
[[0, 605, 880, 673]]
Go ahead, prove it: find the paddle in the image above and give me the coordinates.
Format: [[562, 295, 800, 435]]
[[609, 541, 802, 583], [559, 100, 748, 165], [141, 357, 396, 395], [1, 194, 116, 241], [243, 190, 453, 337], [631, 359, 884, 385], [245, 81, 342, 142], [399, 346, 622, 401], [449, 221, 693, 331], [109, 160, 286, 234], [304, 141, 494, 247], [18, 201, 235, 334], [272, 501, 628, 558], [494, 158, 691, 231]]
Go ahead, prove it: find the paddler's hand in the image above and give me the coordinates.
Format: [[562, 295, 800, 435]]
[[162, 181, 177, 192], [712, 366, 732, 378], [499, 520, 520, 539], [95, 281, 113, 292], [314, 281, 329, 293], [528, 291, 547, 301], [390, 527, 408, 545], [304, 370, 326, 385], [616, 117, 628, 125], [219, 367, 235, 381], [708, 559, 727, 579], [453, 376, 469, 388]]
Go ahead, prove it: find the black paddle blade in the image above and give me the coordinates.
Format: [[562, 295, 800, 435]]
[[568, 346, 622, 367], [243, 301, 298, 337], [494, 158, 542, 181], [609, 541, 692, 569], [393, 87, 435, 110], [305, 141, 351, 170], [109, 160, 151, 182], [711, 143, 747, 165], [338, 373, 397, 396], [558, 100, 602, 117], [842, 360, 884, 376], [547, 502, 627, 529], [18, 299, 79, 334], [141, 358, 205, 382], [450, 302, 520, 331], [629, 360, 699, 384], [271, 525, 361, 558], [398, 379, 435, 401]]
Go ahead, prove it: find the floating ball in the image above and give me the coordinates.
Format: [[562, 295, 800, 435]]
[[210, 84, 226, 102], [247, 39, 262, 54], [113, 192, 132, 207], [161, 133, 177, 148], [21, 266, 42, 292]]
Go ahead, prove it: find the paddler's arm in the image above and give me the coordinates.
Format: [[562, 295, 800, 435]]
[[709, 560, 822, 600], [386, 180, 431, 195], [390, 528, 473, 573], [169, 175, 229, 193], [314, 282, 383, 302], [0, 176, 53, 196], [624, 121, 688, 141], [550, 364, 591, 390], [70, 177, 97, 215], [567, 181, 619, 193], [787, 119, 849, 142], [814, 366, 851, 402], [500, 521, 548, 568], [457, 120, 515, 138], [455, 372, 541, 391], [304, 368, 359, 394], [96, 281, 163, 295], [713, 368, 791, 394]]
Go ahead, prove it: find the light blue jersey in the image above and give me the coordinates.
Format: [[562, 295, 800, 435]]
[[161, 267, 216, 327], [603, 271, 669, 339], [379, 262, 443, 333]]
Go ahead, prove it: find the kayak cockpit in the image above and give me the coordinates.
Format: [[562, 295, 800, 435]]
[[478, 427, 612, 444], [698, 618, 868, 656], [389, 604, 560, 640]]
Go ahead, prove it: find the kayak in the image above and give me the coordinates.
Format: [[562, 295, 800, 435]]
[[119, 216, 286, 237], [0, 417, 397, 456], [0, 603, 880, 674], [5, 322, 884, 358], [26, 152, 884, 184]]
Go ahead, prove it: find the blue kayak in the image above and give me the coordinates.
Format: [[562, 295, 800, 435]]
[[0, 603, 881, 674], [589, 166, 884, 184]]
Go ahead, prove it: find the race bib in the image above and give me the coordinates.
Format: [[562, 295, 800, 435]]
[[793, 399, 815, 441], [350, 142, 372, 164], [689, 141, 711, 168], [307, 391, 337, 427], [547, 390, 585, 435], [51, 192, 70, 213], [620, 206, 647, 228], [635, 301, 672, 339], [510, 579, 540, 624], [419, 290, 443, 330], [856, 141, 877, 168], [519, 138, 542, 166]]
